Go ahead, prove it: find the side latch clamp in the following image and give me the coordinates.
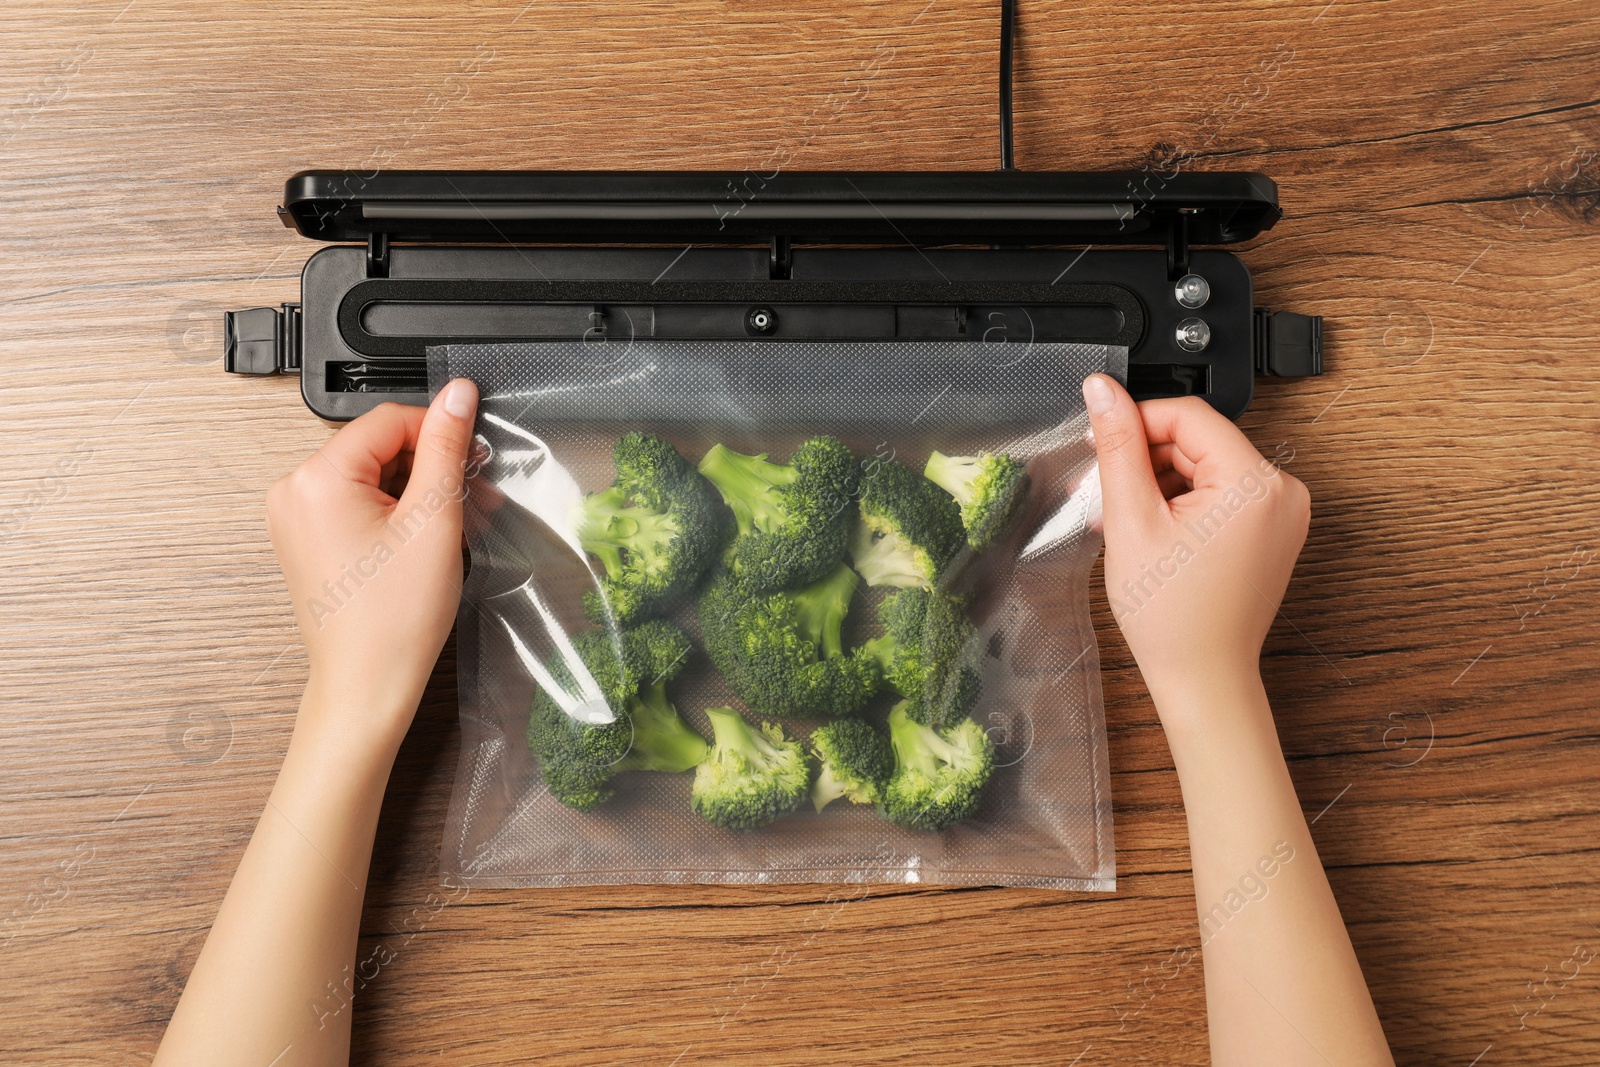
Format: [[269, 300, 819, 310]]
[[1253, 308, 1324, 377], [224, 303, 302, 375]]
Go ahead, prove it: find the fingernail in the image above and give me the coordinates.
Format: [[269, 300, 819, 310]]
[[1082, 374, 1114, 416], [443, 379, 477, 419]]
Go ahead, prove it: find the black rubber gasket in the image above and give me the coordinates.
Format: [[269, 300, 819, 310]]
[[336, 278, 1145, 358]]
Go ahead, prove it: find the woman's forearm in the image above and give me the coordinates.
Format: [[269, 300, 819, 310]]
[[154, 688, 399, 1067], [1158, 670, 1393, 1066], [153, 387, 475, 1065]]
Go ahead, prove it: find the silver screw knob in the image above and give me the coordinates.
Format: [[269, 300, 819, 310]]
[[1175, 317, 1211, 352], [1175, 274, 1210, 308]]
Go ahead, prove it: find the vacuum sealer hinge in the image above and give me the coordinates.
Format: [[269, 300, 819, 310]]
[[223, 303, 301, 375], [770, 235, 792, 280], [1166, 211, 1191, 280], [367, 233, 390, 278]]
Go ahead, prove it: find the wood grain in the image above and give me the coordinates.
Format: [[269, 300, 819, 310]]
[[3, 0, 1599, 1063]]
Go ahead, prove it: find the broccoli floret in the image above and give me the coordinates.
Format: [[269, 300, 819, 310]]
[[923, 451, 1028, 552], [863, 589, 982, 730], [526, 631, 637, 811], [579, 433, 729, 625], [698, 436, 859, 593], [878, 701, 995, 831], [527, 622, 706, 810], [809, 718, 894, 812], [850, 457, 966, 589], [630, 616, 696, 683], [698, 564, 881, 719], [691, 707, 809, 830]]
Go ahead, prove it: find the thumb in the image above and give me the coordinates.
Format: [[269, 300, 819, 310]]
[[397, 378, 479, 534], [1082, 374, 1163, 527]]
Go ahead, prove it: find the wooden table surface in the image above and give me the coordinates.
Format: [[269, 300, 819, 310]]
[[4, 1, 1599, 1063]]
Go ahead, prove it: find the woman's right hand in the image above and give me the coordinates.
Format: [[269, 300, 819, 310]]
[[1081, 374, 1310, 715]]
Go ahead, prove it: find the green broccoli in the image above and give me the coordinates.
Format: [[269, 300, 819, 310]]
[[923, 450, 1028, 552], [862, 588, 982, 730], [878, 701, 995, 831], [630, 616, 697, 681], [613, 683, 710, 775], [698, 563, 881, 719], [691, 707, 810, 830], [697, 436, 859, 593], [579, 433, 729, 625], [809, 718, 894, 812], [527, 620, 706, 810], [850, 456, 966, 589]]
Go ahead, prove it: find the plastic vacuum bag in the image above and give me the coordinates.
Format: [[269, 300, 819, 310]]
[[429, 338, 1124, 890]]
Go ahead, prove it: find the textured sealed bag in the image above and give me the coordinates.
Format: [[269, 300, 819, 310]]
[[429, 338, 1124, 890]]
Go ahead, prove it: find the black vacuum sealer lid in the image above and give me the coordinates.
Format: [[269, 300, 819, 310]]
[[279, 169, 1282, 249], [229, 169, 1320, 422]]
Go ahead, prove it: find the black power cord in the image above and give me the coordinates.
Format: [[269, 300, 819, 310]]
[[999, 0, 1016, 170]]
